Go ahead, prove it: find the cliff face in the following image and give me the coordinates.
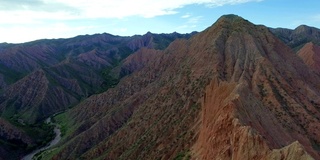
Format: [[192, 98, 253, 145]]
[[194, 78, 315, 160], [192, 15, 320, 159], [47, 15, 320, 159]]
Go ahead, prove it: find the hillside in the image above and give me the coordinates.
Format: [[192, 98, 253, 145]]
[[0, 32, 193, 159], [1, 14, 320, 160], [297, 42, 320, 74], [270, 25, 320, 51], [38, 15, 320, 159]]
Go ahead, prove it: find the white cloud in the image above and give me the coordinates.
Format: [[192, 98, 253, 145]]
[[56, 0, 263, 18], [177, 15, 203, 30], [177, 24, 197, 29], [181, 13, 191, 18], [0, 0, 263, 43], [203, 0, 263, 7], [0, 23, 98, 43], [187, 16, 203, 24], [0, 0, 263, 24]]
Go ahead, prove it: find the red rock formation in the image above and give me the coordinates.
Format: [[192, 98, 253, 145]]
[[49, 15, 320, 160], [298, 42, 320, 74]]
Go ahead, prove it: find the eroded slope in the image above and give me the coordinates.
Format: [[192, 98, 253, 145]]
[[48, 15, 320, 159]]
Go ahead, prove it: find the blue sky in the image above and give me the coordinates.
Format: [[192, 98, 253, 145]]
[[1, 0, 320, 43]]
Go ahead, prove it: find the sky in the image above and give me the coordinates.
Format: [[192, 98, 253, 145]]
[[1, 0, 320, 43]]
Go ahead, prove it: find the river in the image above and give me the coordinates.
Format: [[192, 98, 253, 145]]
[[21, 118, 61, 160]]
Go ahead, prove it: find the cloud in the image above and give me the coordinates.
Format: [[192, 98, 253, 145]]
[[177, 24, 197, 29], [187, 16, 203, 24], [203, 0, 263, 7], [0, 22, 98, 43], [56, 0, 263, 18], [0, 0, 263, 42], [0, 0, 263, 24], [181, 13, 191, 18]]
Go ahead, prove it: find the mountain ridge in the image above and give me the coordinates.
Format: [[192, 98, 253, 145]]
[[40, 14, 320, 159], [0, 31, 194, 159], [270, 24, 320, 51], [1, 14, 320, 159]]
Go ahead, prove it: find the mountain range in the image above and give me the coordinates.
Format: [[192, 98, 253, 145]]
[[0, 14, 320, 159]]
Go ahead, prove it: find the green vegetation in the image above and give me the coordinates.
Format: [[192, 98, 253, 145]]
[[258, 84, 267, 98], [311, 138, 320, 151], [97, 67, 120, 93], [0, 63, 25, 84], [31, 111, 75, 160], [52, 111, 75, 138], [0, 117, 55, 154], [174, 150, 191, 160], [33, 147, 62, 160]]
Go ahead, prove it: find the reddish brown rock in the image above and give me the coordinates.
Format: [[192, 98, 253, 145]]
[[298, 42, 320, 74], [49, 15, 320, 160]]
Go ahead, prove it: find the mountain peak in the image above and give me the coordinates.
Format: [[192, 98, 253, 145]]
[[215, 14, 250, 25], [218, 14, 243, 20], [208, 14, 256, 34]]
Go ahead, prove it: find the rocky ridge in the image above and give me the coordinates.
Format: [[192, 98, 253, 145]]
[[270, 25, 320, 51], [0, 32, 193, 159], [45, 15, 320, 159]]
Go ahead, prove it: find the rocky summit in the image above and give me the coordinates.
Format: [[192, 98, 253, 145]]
[[1, 14, 320, 160]]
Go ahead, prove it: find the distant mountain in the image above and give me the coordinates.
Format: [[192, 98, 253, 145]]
[[270, 25, 320, 51], [0, 32, 193, 159], [41, 15, 320, 159]]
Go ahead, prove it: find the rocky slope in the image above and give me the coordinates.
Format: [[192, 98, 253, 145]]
[[270, 25, 320, 51], [0, 32, 193, 159], [0, 32, 193, 123], [297, 42, 320, 74], [0, 118, 33, 160], [43, 15, 320, 159]]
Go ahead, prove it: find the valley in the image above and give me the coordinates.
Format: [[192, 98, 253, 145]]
[[22, 117, 61, 160]]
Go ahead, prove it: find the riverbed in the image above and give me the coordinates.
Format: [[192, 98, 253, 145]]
[[21, 118, 61, 160]]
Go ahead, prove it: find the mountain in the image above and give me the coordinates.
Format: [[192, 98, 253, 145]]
[[0, 32, 194, 123], [270, 25, 320, 51], [0, 32, 193, 159], [33, 14, 320, 159], [297, 42, 320, 74]]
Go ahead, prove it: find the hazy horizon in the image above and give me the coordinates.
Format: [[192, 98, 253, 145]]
[[1, 0, 320, 43]]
